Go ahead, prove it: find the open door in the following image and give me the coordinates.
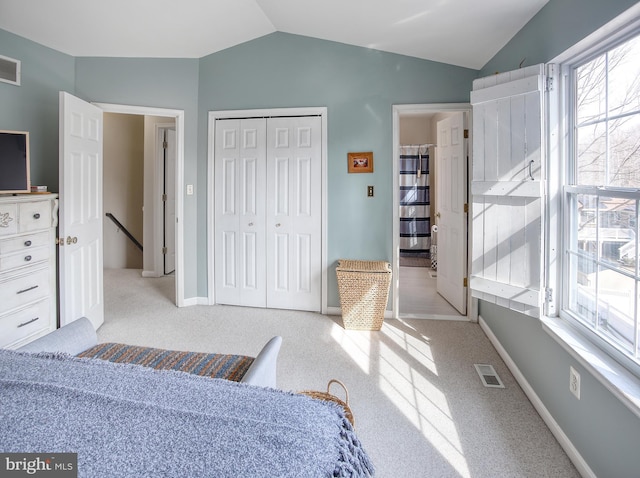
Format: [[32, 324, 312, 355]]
[[163, 127, 176, 275], [436, 112, 468, 314], [58, 91, 104, 329]]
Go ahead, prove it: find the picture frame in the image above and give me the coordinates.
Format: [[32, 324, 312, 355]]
[[347, 152, 373, 173]]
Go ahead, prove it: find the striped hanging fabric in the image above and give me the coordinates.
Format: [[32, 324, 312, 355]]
[[399, 145, 431, 257]]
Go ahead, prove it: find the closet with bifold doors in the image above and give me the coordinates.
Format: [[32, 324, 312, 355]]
[[214, 116, 322, 311]]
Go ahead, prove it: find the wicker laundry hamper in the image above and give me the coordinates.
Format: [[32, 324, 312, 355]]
[[336, 259, 391, 331], [300, 379, 355, 427]]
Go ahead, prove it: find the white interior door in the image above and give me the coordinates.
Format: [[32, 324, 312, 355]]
[[58, 91, 104, 329], [266, 117, 322, 311], [214, 118, 267, 307], [436, 112, 468, 314], [163, 128, 176, 275]]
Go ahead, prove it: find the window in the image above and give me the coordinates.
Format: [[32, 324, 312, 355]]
[[562, 31, 640, 370]]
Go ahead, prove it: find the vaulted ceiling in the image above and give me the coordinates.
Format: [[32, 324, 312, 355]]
[[0, 0, 549, 70]]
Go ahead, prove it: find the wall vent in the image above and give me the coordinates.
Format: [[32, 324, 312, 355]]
[[474, 363, 505, 388], [0, 54, 21, 86]]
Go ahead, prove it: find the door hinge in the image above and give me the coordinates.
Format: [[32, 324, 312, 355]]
[[464, 129, 469, 139], [546, 76, 554, 92], [162, 193, 167, 202], [464, 203, 468, 213], [463, 277, 468, 287], [163, 141, 168, 149], [545, 288, 553, 303], [162, 247, 167, 255]]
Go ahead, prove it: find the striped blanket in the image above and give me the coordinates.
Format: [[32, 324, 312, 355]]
[[78, 343, 253, 381]]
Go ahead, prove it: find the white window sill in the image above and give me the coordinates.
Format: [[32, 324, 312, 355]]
[[541, 315, 640, 419]]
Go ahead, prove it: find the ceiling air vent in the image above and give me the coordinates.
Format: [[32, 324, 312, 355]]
[[474, 363, 505, 388], [0, 54, 21, 86]]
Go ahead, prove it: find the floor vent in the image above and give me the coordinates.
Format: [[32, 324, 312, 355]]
[[474, 364, 505, 388]]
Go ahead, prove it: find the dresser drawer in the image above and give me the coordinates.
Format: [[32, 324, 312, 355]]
[[0, 246, 49, 272], [0, 231, 49, 255], [0, 202, 18, 236], [0, 267, 50, 311], [0, 299, 52, 349], [18, 200, 52, 233]]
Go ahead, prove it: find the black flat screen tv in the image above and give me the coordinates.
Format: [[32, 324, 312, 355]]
[[0, 130, 30, 194]]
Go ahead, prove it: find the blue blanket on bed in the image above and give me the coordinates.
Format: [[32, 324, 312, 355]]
[[0, 350, 374, 477]]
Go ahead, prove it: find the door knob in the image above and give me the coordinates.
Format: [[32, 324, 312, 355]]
[[248, 222, 254, 226], [66, 236, 78, 245], [275, 223, 281, 227]]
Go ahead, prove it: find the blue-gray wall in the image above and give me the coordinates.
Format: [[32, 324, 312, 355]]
[[0, 29, 74, 190], [74, 57, 201, 301], [479, 1, 640, 477], [1, 28, 476, 301], [198, 32, 476, 304]]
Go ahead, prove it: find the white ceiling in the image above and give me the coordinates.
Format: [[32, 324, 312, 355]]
[[0, 0, 549, 70]]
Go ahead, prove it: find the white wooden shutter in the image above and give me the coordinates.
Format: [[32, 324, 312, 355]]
[[470, 64, 545, 317]]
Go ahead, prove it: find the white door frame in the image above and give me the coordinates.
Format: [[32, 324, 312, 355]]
[[392, 103, 477, 321], [207, 107, 328, 313], [94, 102, 185, 307]]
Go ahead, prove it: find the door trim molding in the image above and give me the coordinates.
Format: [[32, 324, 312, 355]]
[[392, 103, 475, 321], [207, 107, 328, 313], [94, 102, 185, 307]]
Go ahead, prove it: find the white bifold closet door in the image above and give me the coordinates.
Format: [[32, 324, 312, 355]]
[[214, 116, 322, 312]]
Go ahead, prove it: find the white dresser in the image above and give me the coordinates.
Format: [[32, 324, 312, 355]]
[[0, 194, 58, 349]]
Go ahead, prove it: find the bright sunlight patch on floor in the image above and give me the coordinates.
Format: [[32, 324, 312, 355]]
[[331, 319, 471, 478], [330, 323, 372, 374]]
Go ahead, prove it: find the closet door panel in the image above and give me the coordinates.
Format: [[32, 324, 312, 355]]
[[214, 118, 267, 307], [266, 117, 322, 311]]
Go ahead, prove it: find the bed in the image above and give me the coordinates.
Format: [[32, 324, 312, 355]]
[[0, 320, 375, 477]]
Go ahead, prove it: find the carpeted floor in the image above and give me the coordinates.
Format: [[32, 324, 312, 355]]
[[100, 268, 580, 478]]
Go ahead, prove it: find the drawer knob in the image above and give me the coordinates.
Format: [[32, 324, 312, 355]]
[[24, 255, 32, 262], [33, 213, 41, 219], [24, 240, 32, 247]]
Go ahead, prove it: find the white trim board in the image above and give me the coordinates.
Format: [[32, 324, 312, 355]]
[[207, 107, 328, 313], [479, 316, 596, 478], [94, 102, 186, 307]]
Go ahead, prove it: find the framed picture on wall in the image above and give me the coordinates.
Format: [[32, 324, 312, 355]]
[[347, 152, 373, 173]]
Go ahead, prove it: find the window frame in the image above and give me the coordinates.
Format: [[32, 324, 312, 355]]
[[547, 8, 640, 389]]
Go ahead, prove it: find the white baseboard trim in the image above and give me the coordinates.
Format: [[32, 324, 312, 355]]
[[326, 308, 400, 319], [180, 296, 208, 307], [327, 307, 469, 322], [326, 306, 341, 316], [479, 315, 596, 478]]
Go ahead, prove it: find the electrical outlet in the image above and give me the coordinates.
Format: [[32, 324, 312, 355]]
[[569, 366, 581, 400], [186, 184, 194, 195]]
